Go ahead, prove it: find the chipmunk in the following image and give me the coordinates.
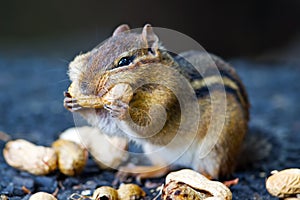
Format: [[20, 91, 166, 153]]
[[64, 24, 249, 180]]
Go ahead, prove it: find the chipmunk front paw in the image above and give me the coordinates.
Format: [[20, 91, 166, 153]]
[[104, 99, 129, 120]]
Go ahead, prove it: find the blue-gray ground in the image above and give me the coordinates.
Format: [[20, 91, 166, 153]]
[[0, 50, 299, 199]]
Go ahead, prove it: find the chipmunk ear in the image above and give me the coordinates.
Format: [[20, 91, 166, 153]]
[[142, 24, 159, 51], [112, 24, 130, 36]]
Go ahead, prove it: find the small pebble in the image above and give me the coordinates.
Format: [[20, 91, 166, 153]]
[[81, 189, 92, 196], [12, 176, 34, 191], [34, 176, 57, 193]]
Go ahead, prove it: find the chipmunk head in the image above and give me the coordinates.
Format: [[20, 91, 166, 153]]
[[68, 24, 174, 97]]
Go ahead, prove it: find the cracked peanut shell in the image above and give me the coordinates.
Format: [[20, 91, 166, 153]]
[[93, 186, 118, 200], [162, 169, 232, 200]]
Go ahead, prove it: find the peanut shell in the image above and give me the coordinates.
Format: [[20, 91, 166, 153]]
[[67, 83, 132, 109], [29, 192, 57, 200], [93, 186, 118, 200], [3, 139, 57, 175], [163, 169, 232, 200], [117, 183, 146, 200], [52, 139, 88, 176], [266, 168, 300, 198]]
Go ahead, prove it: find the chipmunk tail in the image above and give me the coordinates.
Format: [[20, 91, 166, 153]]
[[236, 125, 279, 171]]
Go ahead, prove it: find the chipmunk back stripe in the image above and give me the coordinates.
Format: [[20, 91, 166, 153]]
[[192, 76, 247, 110], [218, 69, 249, 107], [173, 54, 248, 109]]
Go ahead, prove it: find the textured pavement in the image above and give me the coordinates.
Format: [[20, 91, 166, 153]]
[[0, 49, 300, 199]]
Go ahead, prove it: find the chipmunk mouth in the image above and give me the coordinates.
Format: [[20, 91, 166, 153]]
[[64, 80, 132, 111]]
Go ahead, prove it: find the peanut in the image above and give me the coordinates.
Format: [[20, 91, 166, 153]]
[[3, 139, 57, 175], [266, 168, 300, 198], [52, 139, 88, 176], [162, 169, 232, 200], [93, 186, 118, 200], [29, 192, 57, 200], [117, 183, 146, 200]]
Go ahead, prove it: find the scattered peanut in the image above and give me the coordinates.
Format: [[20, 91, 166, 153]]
[[52, 139, 88, 176], [29, 192, 57, 200], [266, 168, 300, 198], [162, 169, 232, 200], [93, 186, 118, 200], [3, 139, 57, 175], [117, 183, 146, 200], [0, 194, 9, 200], [163, 180, 211, 199]]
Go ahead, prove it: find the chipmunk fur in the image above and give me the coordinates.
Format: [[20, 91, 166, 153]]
[[64, 24, 249, 179]]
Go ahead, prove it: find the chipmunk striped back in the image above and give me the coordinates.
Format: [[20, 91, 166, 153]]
[[173, 51, 249, 120]]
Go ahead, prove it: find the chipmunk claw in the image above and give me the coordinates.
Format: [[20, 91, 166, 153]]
[[63, 92, 83, 112]]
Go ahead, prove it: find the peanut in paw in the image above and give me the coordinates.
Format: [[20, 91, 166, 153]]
[[66, 82, 105, 109], [3, 139, 57, 175], [66, 83, 132, 109]]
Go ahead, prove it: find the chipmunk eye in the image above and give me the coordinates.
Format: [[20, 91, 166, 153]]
[[116, 56, 135, 67]]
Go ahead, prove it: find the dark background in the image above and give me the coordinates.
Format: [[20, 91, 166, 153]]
[[1, 0, 300, 60]]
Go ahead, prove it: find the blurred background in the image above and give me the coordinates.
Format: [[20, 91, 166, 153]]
[[1, 0, 300, 60], [0, 0, 300, 138]]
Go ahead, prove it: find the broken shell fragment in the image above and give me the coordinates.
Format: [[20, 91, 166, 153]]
[[52, 139, 88, 176], [162, 169, 232, 200], [3, 139, 57, 175], [117, 183, 146, 200], [93, 186, 118, 200], [266, 168, 300, 198], [68, 193, 93, 200]]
